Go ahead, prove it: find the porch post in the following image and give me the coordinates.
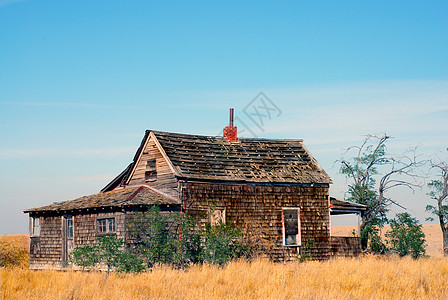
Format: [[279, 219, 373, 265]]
[[356, 212, 361, 237]]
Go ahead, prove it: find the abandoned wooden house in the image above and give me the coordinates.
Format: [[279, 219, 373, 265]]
[[25, 109, 365, 269]]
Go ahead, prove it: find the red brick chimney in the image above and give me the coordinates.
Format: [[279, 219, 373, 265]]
[[223, 108, 237, 142]]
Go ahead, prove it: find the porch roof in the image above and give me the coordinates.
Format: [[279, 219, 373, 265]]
[[24, 185, 179, 214], [330, 197, 366, 215]]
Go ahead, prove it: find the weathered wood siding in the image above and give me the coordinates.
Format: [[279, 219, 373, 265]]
[[29, 182, 332, 268], [182, 181, 330, 261], [124, 207, 181, 244], [29, 216, 63, 270], [29, 211, 126, 270], [74, 212, 126, 245], [127, 136, 177, 197], [330, 237, 362, 258]]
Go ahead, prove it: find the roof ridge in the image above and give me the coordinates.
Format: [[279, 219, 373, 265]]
[[125, 185, 179, 202], [150, 129, 304, 142], [123, 186, 145, 203]]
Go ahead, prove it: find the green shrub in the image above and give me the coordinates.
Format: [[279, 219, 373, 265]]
[[170, 211, 202, 267], [71, 205, 250, 272], [368, 225, 388, 254], [131, 205, 248, 267], [70, 235, 146, 274], [386, 213, 426, 259], [70, 245, 100, 271], [131, 206, 177, 267], [297, 238, 315, 262], [116, 250, 146, 273], [199, 221, 247, 266], [96, 235, 126, 276]]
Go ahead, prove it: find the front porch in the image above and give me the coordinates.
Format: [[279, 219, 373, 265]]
[[329, 197, 366, 258]]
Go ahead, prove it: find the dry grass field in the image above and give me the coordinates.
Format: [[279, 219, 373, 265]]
[[1, 228, 447, 299], [0, 234, 29, 269], [2, 256, 448, 299], [0, 234, 30, 251]]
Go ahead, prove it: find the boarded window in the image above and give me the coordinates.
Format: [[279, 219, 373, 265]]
[[145, 159, 157, 181], [66, 216, 73, 238], [98, 217, 116, 234], [282, 208, 301, 246], [31, 217, 40, 236]]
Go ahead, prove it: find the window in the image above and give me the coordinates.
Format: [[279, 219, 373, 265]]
[[282, 208, 301, 246], [98, 218, 116, 234], [66, 216, 73, 238], [145, 159, 157, 181], [209, 209, 226, 225], [31, 217, 40, 236], [108, 218, 115, 232]]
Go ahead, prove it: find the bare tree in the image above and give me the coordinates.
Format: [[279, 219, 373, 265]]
[[339, 134, 424, 250], [426, 151, 448, 255]]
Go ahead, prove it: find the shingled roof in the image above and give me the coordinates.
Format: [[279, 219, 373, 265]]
[[124, 130, 331, 185], [330, 197, 366, 214], [24, 186, 179, 213]]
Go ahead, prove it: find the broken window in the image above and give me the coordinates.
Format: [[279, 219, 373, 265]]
[[209, 208, 226, 225], [145, 159, 157, 181], [98, 217, 116, 234], [282, 208, 301, 246]]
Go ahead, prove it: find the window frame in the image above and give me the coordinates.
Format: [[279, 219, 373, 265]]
[[107, 218, 116, 232], [97, 217, 116, 235], [66, 216, 74, 239], [30, 216, 40, 237], [209, 208, 226, 225], [282, 207, 301, 247]]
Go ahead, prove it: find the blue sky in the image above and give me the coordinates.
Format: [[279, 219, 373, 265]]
[[0, 0, 447, 234]]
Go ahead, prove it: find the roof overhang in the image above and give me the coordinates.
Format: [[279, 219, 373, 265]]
[[24, 185, 180, 215], [330, 197, 366, 216]]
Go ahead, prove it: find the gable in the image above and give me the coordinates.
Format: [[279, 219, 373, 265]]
[[124, 132, 178, 196]]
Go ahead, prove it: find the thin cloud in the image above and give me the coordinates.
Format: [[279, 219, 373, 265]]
[[0, 101, 127, 109], [27, 173, 117, 183], [169, 79, 448, 139], [249, 80, 447, 141], [0, 146, 135, 159]]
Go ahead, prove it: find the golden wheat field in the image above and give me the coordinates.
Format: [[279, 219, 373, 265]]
[[2, 256, 448, 299], [0, 234, 30, 250], [1, 230, 448, 300]]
